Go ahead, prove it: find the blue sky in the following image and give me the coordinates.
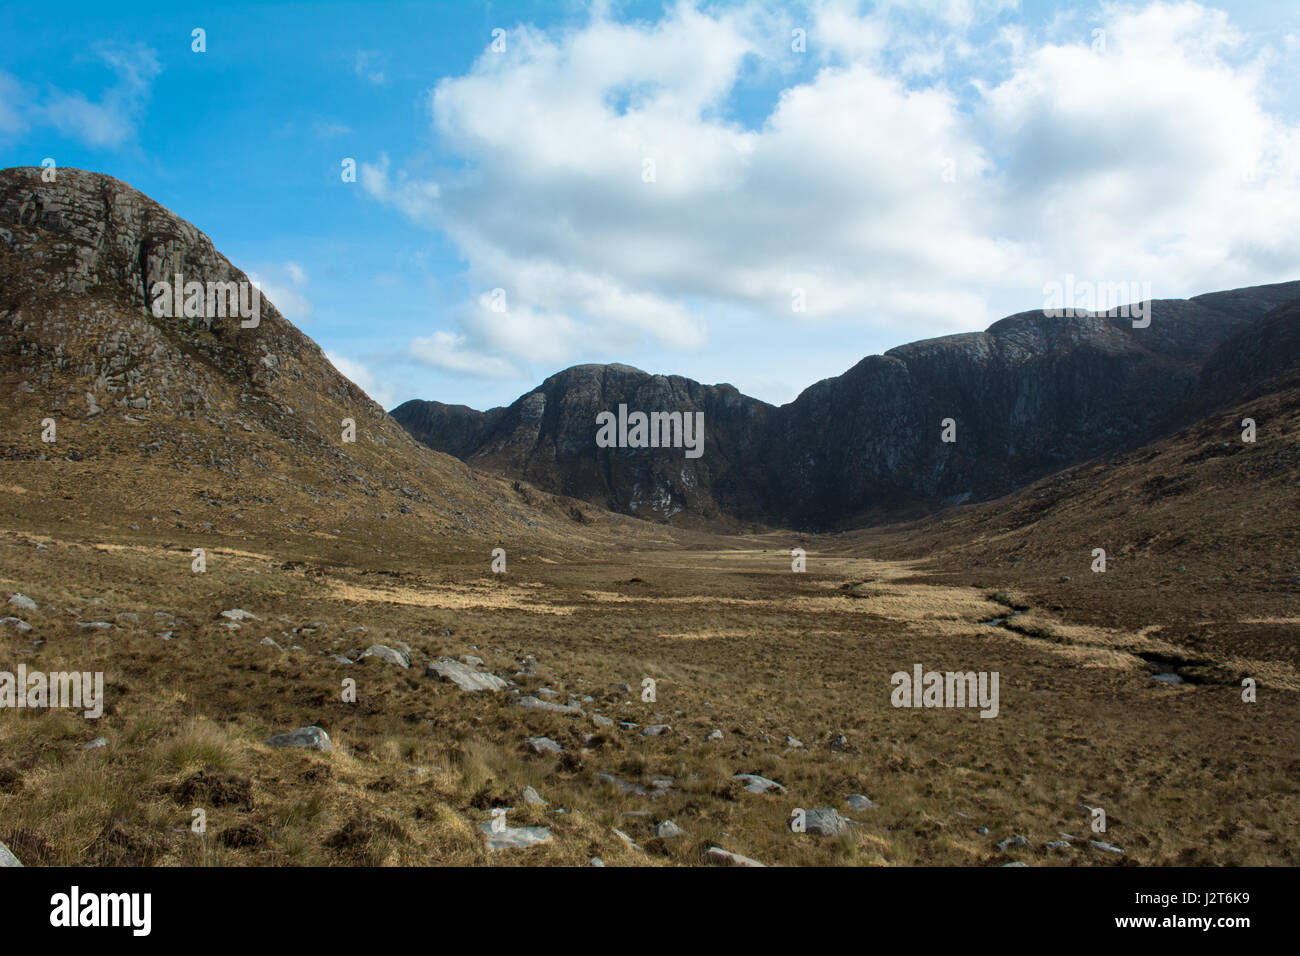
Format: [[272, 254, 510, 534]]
[[3, 0, 1298, 411]]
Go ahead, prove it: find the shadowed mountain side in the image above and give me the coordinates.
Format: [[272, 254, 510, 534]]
[[395, 282, 1300, 529]]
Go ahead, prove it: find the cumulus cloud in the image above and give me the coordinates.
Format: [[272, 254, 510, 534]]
[[362, 0, 1300, 378]]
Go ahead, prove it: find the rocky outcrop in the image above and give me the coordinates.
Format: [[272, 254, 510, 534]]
[[394, 282, 1300, 528], [0, 165, 590, 543]]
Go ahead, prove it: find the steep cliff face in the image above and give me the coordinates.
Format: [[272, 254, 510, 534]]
[[397, 364, 775, 521], [395, 281, 1300, 529]]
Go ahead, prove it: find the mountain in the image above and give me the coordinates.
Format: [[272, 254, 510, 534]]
[[394, 281, 1300, 529], [0, 166, 605, 556]]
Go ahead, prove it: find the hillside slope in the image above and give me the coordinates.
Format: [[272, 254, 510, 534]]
[[0, 166, 614, 560]]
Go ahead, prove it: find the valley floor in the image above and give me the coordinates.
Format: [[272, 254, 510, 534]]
[[0, 521, 1296, 866]]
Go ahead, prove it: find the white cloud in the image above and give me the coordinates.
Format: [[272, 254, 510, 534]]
[[327, 352, 400, 408], [43, 43, 161, 148], [407, 330, 521, 378], [363, 1, 1300, 379], [355, 50, 388, 86], [248, 262, 314, 323]]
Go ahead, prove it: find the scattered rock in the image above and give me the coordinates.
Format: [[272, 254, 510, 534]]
[[705, 846, 764, 867], [613, 828, 642, 851], [828, 732, 849, 751], [845, 793, 878, 811], [784, 734, 804, 749], [1090, 840, 1125, 855], [459, 654, 485, 667], [479, 822, 552, 851], [734, 773, 786, 795], [266, 726, 333, 751], [641, 724, 672, 737], [592, 714, 615, 728], [0, 841, 22, 867], [8, 594, 37, 612], [516, 696, 583, 716], [524, 736, 563, 755], [654, 820, 686, 840], [361, 644, 410, 668], [427, 658, 508, 692], [706, 729, 724, 742], [0, 617, 32, 632], [521, 786, 548, 806], [220, 609, 258, 622], [793, 807, 848, 836], [997, 835, 1031, 852], [259, 637, 284, 651], [589, 856, 605, 866], [83, 737, 108, 751]]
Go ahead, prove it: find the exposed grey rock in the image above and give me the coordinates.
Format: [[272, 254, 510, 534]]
[[613, 828, 642, 851], [259, 637, 284, 651], [479, 822, 552, 851], [328, 654, 353, 664], [589, 856, 605, 867], [83, 737, 108, 750], [0, 842, 21, 867], [524, 736, 563, 755], [266, 726, 333, 751], [1045, 840, 1071, 849], [0, 617, 31, 632], [535, 687, 559, 700], [77, 621, 113, 629], [705, 846, 764, 867], [1002, 861, 1029, 867], [427, 658, 508, 692], [592, 713, 615, 728], [792, 807, 848, 836], [997, 835, 1032, 852], [459, 654, 485, 667], [521, 786, 548, 806], [517, 696, 583, 716], [654, 820, 686, 840], [734, 773, 786, 795], [845, 793, 878, 811], [640, 724, 672, 737], [705, 728, 723, 741], [828, 732, 849, 750], [1090, 840, 1125, 855], [220, 609, 257, 622], [784, 734, 804, 749], [598, 772, 649, 796], [361, 644, 410, 668], [8, 593, 37, 611]]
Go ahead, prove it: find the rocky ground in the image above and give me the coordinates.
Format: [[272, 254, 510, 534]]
[[1, 511, 1295, 867]]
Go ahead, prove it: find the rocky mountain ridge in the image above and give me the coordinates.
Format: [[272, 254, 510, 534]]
[[394, 281, 1300, 528]]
